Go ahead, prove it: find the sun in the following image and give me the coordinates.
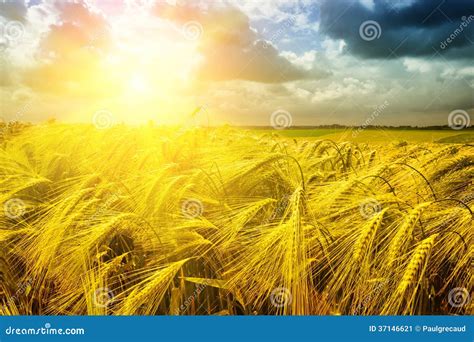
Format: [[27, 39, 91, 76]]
[[128, 73, 150, 94], [13, 2, 206, 125], [89, 11, 205, 124]]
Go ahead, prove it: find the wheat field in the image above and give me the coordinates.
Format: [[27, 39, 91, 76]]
[[0, 124, 472, 315]]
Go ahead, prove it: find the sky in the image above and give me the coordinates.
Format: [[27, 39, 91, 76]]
[[0, 0, 473, 127]]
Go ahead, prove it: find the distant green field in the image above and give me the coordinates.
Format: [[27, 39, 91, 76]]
[[436, 133, 474, 144], [251, 128, 473, 143]]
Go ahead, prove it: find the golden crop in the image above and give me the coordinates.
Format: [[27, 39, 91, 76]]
[[0, 125, 472, 315]]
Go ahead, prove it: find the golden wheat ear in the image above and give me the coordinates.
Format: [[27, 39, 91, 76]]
[[382, 234, 438, 315]]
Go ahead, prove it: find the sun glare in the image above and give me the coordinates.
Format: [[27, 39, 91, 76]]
[[128, 73, 150, 94], [58, 6, 205, 124]]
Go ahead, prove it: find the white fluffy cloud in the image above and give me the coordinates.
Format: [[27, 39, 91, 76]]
[[0, 0, 472, 126]]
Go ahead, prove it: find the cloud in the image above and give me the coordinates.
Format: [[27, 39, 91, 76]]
[[54, 0, 109, 33], [0, 1, 27, 22], [319, 0, 474, 59], [0, 0, 471, 126], [21, 1, 113, 96], [156, 3, 330, 83], [403, 57, 432, 73], [197, 39, 330, 83]]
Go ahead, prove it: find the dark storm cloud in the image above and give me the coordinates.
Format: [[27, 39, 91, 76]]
[[320, 0, 474, 59]]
